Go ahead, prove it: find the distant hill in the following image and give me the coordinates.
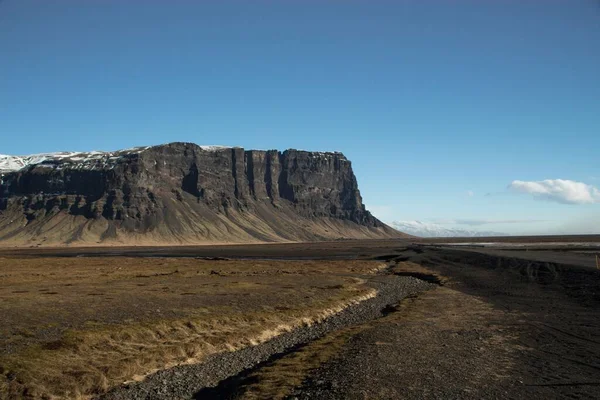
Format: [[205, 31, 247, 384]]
[[389, 220, 506, 238], [0, 142, 404, 246]]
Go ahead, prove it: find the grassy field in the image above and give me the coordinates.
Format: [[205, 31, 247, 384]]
[[0, 256, 383, 399]]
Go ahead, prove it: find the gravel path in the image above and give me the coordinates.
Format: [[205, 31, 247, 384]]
[[99, 274, 434, 400]]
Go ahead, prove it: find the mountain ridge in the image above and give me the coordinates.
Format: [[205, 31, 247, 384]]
[[0, 142, 403, 246], [389, 220, 506, 238]]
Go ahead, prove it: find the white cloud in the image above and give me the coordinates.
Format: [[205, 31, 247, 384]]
[[509, 179, 600, 204], [466, 190, 474, 197]]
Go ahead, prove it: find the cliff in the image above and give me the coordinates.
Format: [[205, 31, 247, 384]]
[[0, 142, 402, 246]]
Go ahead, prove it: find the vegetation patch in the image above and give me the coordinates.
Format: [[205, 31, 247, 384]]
[[0, 257, 381, 399]]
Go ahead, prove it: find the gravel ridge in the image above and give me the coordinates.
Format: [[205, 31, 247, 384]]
[[99, 274, 434, 400]]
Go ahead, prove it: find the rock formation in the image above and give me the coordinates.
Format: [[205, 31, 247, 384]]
[[0, 142, 402, 246]]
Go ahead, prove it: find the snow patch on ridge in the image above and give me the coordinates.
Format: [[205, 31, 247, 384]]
[[0, 145, 236, 173], [0, 147, 151, 173], [198, 145, 232, 151]]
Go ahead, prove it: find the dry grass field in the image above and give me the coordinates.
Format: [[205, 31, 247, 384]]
[[3, 238, 599, 399], [0, 256, 383, 399]]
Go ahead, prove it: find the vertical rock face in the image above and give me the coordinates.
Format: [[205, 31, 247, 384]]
[[0, 142, 400, 245]]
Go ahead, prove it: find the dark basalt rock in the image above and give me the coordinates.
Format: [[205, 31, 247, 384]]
[[0, 142, 393, 244]]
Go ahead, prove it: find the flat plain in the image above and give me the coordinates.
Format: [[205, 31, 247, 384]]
[[0, 256, 385, 399], [1, 235, 600, 399]]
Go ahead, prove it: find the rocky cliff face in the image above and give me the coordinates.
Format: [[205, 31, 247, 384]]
[[0, 142, 401, 246]]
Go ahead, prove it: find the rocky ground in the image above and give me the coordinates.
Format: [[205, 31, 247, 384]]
[[99, 274, 434, 400], [285, 248, 600, 399]]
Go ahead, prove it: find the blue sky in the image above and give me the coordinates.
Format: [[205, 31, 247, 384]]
[[1, 0, 599, 235]]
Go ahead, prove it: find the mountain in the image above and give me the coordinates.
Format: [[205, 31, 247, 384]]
[[389, 221, 506, 238], [0, 142, 403, 246]]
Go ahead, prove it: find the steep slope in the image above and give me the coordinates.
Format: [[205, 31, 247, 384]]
[[0, 142, 402, 246]]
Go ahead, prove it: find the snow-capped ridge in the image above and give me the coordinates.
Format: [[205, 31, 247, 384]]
[[0, 148, 149, 174], [390, 220, 506, 238], [198, 145, 232, 151], [0, 144, 233, 173]]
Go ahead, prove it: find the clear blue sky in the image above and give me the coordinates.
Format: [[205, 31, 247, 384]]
[[1, 0, 599, 235]]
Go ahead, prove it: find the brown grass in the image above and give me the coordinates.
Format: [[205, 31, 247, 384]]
[[0, 257, 383, 399]]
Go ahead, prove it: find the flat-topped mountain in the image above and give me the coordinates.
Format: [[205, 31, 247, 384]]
[[0, 142, 403, 246]]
